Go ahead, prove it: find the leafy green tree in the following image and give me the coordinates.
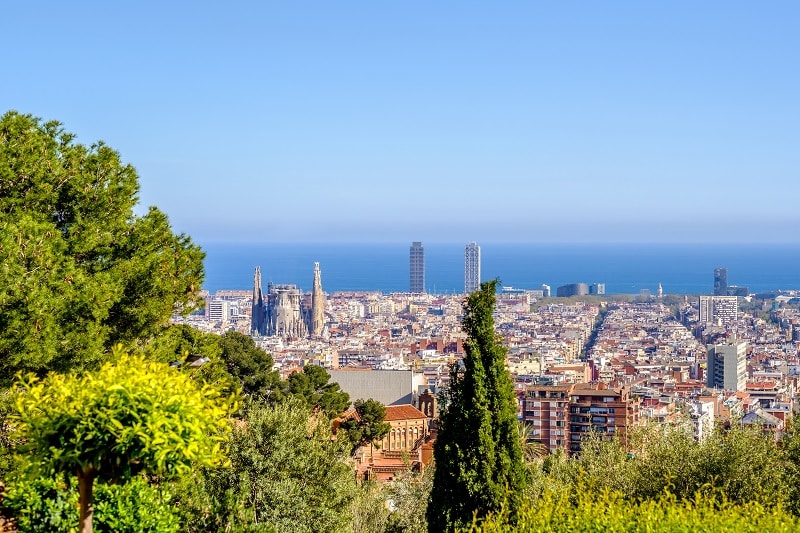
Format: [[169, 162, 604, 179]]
[[2, 475, 180, 533], [142, 324, 234, 393], [9, 350, 235, 533], [542, 422, 789, 511], [427, 280, 527, 531], [180, 399, 357, 533], [340, 399, 392, 454], [351, 481, 392, 533], [217, 331, 280, 402], [0, 112, 204, 383], [782, 423, 800, 515], [145, 324, 223, 365], [385, 467, 434, 533], [285, 365, 350, 417]]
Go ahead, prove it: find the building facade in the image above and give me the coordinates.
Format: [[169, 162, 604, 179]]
[[250, 263, 326, 338], [410, 241, 425, 293], [557, 283, 589, 297], [521, 382, 641, 455], [568, 384, 641, 455], [698, 295, 738, 327], [589, 283, 606, 295], [714, 267, 728, 296], [464, 241, 481, 294], [706, 341, 747, 391], [522, 384, 572, 455]]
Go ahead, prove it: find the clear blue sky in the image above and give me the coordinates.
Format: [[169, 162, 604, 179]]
[[4, 2, 799, 244]]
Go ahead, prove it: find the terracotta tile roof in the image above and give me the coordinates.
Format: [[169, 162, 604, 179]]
[[384, 404, 428, 421]]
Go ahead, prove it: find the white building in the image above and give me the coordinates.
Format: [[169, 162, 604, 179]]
[[706, 341, 747, 391], [688, 399, 715, 442], [206, 299, 229, 323], [698, 295, 738, 327]]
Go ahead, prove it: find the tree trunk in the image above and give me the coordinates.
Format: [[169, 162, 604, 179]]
[[77, 469, 96, 533]]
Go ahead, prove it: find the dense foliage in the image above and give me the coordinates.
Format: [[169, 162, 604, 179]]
[[8, 351, 235, 532], [428, 280, 526, 531], [179, 399, 357, 533], [541, 424, 789, 508], [341, 398, 392, 454], [2, 476, 179, 533], [469, 485, 799, 532], [467, 423, 800, 532], [217, 331, 281, 401], [0, 111, 204, 383], [285, 364, 351, 417]]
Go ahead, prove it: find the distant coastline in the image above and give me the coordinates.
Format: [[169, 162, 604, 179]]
[[200, 242, 800, 296]]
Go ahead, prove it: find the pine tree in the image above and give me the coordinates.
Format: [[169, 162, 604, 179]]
[[427, 280, 526, 531]]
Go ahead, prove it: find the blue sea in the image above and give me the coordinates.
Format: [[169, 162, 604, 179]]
[[199, 242, 800, 296]]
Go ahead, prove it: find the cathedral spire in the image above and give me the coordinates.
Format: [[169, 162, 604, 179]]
[[311, 262, 325, 336], [251, 266, 266, 335]]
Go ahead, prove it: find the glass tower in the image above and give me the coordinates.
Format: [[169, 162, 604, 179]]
[[409, 241, 425, 293], [464, 242, 480, 294], [713, 267, 728, 296]]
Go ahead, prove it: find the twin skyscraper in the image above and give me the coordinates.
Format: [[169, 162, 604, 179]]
[[409, 241, 481, 294]]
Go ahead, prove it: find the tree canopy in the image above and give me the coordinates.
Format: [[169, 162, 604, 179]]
[[9, 350, 236, 533], [285, 365, 350, 418], [180, 399, 357, 533], [217, 331, 280, 402], [427, 279, 526, 531], [0, 111, 204, 383], [340, 398, 392, 454]]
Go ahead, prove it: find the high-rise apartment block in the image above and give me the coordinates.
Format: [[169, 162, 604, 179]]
[[409, 241, 425, 293], [714, 267, 728, 296], [698, 295, 738, 327], [464, 242, 480, 294], [206, 299, 229, 323], [521, 382, 641, 455], [706, 341, 747, 391], [568, 384, 640, 455]]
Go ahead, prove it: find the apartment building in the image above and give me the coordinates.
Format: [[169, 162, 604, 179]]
[[521, 382, 641, 455]]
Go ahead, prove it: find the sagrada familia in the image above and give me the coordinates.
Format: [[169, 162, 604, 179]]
[[251, 262, 326, 338]]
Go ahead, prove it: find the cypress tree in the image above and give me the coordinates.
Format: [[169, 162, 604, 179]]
[[427, 279, 526, 531]]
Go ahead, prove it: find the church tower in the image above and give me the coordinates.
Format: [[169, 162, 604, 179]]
[[251, 266, 266, 335], [311, 262, 325, 336]]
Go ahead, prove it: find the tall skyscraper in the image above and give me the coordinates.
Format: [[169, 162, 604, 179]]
[[464, 242, 480, 294], [714, 267, 728, 296], [409, 241, 425, 293], [311, 262, 325, 336]]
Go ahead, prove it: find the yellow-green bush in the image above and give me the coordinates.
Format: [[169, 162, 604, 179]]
[[467, 486, 799, 532]]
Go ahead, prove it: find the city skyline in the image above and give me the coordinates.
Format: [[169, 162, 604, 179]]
[[3, 3, 799, 244]]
